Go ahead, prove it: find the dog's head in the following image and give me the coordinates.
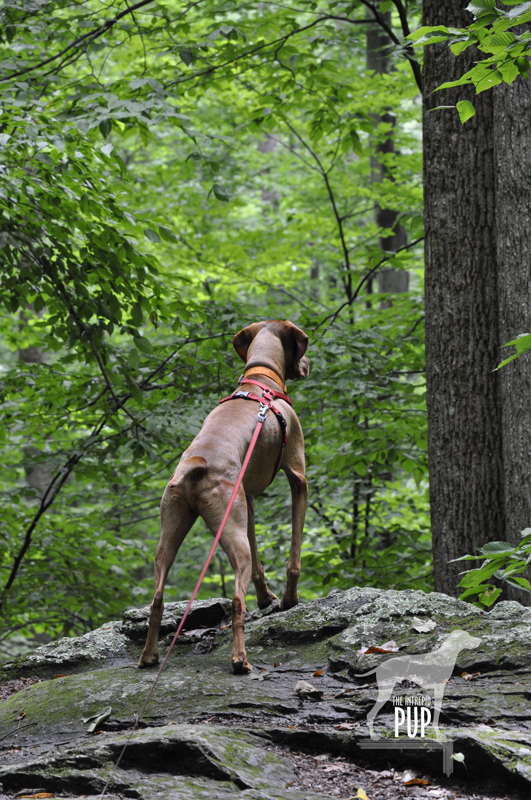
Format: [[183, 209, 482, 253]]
[[233, 320, 310, 380]]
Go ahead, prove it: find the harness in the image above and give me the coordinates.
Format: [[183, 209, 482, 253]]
[[218, 373, 292, 482]]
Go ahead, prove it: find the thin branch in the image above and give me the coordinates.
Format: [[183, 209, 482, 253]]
[[281, 117, 351, 288], [125, 0, 147, 76], [316, 237, 424, 330], [358, 0, 423, 93], [167, 16, 372, 90], [1, 0, 155, 82], [53, 277, 139, 425]]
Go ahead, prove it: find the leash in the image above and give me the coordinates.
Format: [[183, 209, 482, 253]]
[[219, 377, 291, 482], [97, 398, 272, 800]]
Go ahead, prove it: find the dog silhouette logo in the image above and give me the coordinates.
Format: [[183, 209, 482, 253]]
[[355, 630, 481, 740]]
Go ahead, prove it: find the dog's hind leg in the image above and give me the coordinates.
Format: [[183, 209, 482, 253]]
[[138, 482, 197, 668], [280, 464, 307, 610], [201, 484, 253, 674], [246, 494, 278, 609]]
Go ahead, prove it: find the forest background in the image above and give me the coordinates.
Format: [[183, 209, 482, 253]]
[[1, 0, 529, 657]]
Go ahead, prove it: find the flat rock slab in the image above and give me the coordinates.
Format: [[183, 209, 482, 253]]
[[0, 723, 329, 799], [2, 588, 531, 797]]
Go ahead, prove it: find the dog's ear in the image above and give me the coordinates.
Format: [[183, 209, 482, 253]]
[[233, 322, 265, 362], [285, 322, 310, 380]]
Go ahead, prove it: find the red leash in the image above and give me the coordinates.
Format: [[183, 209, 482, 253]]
[[97, 401, 271, 800]]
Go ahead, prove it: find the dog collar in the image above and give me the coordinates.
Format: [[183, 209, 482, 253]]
[[242, 366, 286, 392]]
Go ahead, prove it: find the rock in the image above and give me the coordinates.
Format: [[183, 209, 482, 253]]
[[2, 586, 531, 798], [295, 680, 323, 700]]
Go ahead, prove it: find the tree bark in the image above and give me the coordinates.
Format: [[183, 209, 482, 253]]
[[494, 76, 531, 545], [422, 0, 505, 595]]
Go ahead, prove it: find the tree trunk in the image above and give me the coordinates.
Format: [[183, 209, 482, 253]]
[[494, 77, 531, 546], [422, 0, 505, 595]]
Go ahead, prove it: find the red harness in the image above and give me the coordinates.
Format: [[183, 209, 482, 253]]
[[219, 377, 292, 481]]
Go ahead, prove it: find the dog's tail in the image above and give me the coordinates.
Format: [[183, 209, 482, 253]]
[[168, 456, 208, 487]]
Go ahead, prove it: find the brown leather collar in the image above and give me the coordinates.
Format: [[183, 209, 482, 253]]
[[243, 366, 286, 391]]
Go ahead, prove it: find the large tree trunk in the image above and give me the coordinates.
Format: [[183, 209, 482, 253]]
[[422, 0, 505, 595], [494, 78, 531, 546]]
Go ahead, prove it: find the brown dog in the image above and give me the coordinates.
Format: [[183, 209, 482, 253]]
[[138, 320, 309, 674]]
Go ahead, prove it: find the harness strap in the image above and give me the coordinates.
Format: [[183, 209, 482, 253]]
[[238, 376, 292, 406], [219, 386, 289, 482]]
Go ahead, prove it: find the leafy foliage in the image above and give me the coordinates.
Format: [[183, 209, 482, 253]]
[[452, 529, 531, 607], [0, 0, 430, 656], [409, 0, 531, 122]]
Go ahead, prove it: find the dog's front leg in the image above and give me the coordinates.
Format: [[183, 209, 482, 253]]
[[281, 467, 307, 610], [224, 531, 253, 673], [246, 494, 278, 608]]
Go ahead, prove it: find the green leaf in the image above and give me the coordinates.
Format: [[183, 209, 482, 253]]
[[82, 706, 112, 733], [134, 336, 153, 354], [478, 586, 503, 606], [130, 303, 143, 326], [456, 100, 476, 124], [506, 576, 531, 592], [499, 59, 521, 84], [466, 0, 496, 16], [475, 70, 503, 93], [480, 541, 516, 554], [497, 331, 531, 368], [144, 228, 161, 244], [158, 225, 178, 243], [507, 2, 531, 19], [212, 184, 230, 202], [99, 118, 112, 139]]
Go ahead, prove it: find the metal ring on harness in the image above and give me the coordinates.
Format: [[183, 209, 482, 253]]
[[218, 381, 290, 481]]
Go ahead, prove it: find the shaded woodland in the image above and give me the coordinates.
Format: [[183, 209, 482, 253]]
[[1, 0, 530, 655]]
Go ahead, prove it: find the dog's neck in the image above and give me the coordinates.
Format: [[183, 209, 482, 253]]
[[243, 365, 285, 390], [244, 328, 287, 386]]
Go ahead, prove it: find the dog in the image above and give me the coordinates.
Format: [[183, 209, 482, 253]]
[[355, 630, 481, 739], [138, 320, 310, 674]]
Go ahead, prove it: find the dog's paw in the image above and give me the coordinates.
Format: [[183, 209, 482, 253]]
[[138, 653, 159, 669], [257, 590, 279, 609], [232, 656, 253, 675], [279, 594, 299, 611]]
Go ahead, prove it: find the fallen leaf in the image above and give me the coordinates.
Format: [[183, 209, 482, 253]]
[[274, 662, 280, 667], [312, 669, 324, 677], [323, 763, 349, 772], [53, 674, 72, 679], [357, 789, 370, 800], [410, 616, 437, 633], [82, 706, 112, 733], [18, 795, 54, 799], [15, 712, 26, 721], [404, 778, 430, 786], [401, 769, 418, 783], [461, 671, 480, 680], [357, 640, 400, 655], [334, 722, 357, 730], [249, 669, 270, 681]]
